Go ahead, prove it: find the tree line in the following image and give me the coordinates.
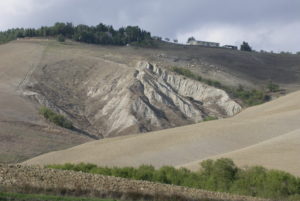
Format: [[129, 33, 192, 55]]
[[0, 22, 153, 46], [48, 158, 300, 200]]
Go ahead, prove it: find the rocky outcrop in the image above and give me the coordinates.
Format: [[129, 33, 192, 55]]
[[26, 59, 241, 138], [84, 61, 241, 137]]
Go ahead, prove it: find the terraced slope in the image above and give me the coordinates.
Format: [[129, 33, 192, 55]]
[[25, 91, 300, 176]]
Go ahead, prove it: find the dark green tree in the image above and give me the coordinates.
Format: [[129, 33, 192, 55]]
[[240, 41, 252, 51]]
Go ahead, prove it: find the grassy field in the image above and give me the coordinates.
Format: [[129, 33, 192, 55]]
[[0, 192, 116, 201]]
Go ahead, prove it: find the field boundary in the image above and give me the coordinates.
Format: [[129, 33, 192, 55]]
[[0, 165, 275, 201]]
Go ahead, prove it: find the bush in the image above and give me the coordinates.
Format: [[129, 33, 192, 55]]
[[267, 81, 280, 92], [39, 107, 73, 129], [47, 158, 300, 200], [57, 34, 65, 42], [203, 116, 218, 121]]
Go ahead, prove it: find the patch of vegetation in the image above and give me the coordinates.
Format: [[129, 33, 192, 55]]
[[57, 34, 65, 42], [229, 85, 270, 106], [39, 107, 73, 129], [47, 158, 300, 200], [0, 22, 153, 47], [267, 81, 280, 92], [171, 67, 273, 106], [0, 192, 116, 201], [240, 41, 252, 52], [203, 116, 218, 121]]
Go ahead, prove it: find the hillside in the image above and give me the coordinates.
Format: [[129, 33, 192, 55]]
[[0, 164, 273, 201], [0, 40, 91, 163], [25, 90, 300, 176], [1, 38, 300, 163]]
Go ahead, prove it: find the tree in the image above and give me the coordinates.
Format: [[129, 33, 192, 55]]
[[0, 22, 153, 46], [173, 39, 178, 43], [187, 36, 195, 43], [240, 41, 252, 51]]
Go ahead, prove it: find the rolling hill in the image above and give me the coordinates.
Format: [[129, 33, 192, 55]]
[[24, 90, 300, 176], [1, 38, 300, 165]]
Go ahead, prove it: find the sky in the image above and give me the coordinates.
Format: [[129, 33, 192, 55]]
[[0, 0, 299, 52]]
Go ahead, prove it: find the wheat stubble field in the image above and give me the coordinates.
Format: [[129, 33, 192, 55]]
[[25, 90, 300, 176]]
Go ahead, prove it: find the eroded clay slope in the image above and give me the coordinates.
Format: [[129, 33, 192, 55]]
[[24, 41, 241, 138]]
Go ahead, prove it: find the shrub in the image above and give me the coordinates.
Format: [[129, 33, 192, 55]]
[[134, 165, 155, 181], [267, 81, 280, 92], [199, 158, 238, 191], [47, 158, 300, 200], [39, 107, 73, 129], [57, 34, 65, 42], [203, 116, 218, 121]]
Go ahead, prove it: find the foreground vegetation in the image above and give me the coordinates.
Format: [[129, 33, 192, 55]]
[[172, 67, 276, 106], [39, 107, 73, 129], [48, 158, 300, 201], [0, 192, 116, 201], [0, 22, 153, 46]]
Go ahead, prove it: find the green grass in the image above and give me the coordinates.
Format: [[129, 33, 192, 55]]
[[47, 159, 300, 200], [0, 192, 116, 201], [171, 67, 272, 106], [39, 107, 73, 129], [203, 116, 218, 121]]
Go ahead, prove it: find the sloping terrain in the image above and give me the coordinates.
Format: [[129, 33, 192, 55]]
[[1, 38, 300, 164], [25, 91, 300, 176], [0, 40, 90, 163], [0, 165, 272, 201], [184, 129, 300, 176], [25, 40, 241, 138]]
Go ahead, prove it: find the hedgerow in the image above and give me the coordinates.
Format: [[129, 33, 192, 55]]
[[47, 158, 300, 200]]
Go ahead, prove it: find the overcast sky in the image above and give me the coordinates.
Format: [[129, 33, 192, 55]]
[[0, 0, 299, 52]]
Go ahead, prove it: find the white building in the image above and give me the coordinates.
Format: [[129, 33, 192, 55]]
[[188, 39, 220, 47]]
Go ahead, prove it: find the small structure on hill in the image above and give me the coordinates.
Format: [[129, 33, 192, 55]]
[[223, 45, 238, 50], [187, 38, 220, 47]]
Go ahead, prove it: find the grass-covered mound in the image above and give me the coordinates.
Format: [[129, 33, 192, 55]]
[[47, 158, 300, 201]]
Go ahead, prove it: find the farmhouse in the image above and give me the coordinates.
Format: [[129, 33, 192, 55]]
[[223, 45, 238, 50], [187, 39, 220, 47]]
